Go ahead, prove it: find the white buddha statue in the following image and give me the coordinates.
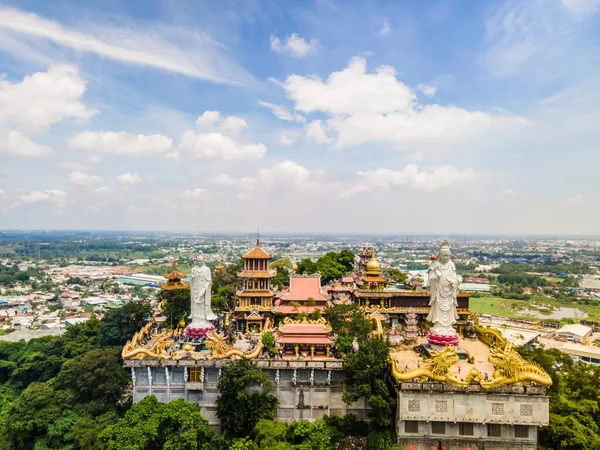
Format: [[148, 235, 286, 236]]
[[426, 240, 461, 345], [189, 251, 217, 329]]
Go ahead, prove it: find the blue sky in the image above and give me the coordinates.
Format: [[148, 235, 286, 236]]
[[0, 0, 599, 234]]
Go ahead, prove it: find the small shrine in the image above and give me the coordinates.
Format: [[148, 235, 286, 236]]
[[275, 317, 335, 358], [159, 259, 189, 290]]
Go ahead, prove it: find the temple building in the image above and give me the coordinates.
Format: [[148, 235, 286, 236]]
[[274, 317, 335, 358], [234, 240, 276, 332], [274, 273, 330, 315]]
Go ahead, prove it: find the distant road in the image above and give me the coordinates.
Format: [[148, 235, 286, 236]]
[[0, 328, 65, 342]]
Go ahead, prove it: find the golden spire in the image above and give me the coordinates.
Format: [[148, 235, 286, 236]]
[[366, 248, 381, 274]]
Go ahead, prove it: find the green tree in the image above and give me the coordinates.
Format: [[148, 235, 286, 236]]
[[253, 420, 292, 450], [159, 288, 191, 328], [385, 268, 408, 284], [54, 348, 129, 407], [271, 258, 293, 271], [296, 258, 318, 276], [342, 336, 394, 429], [99, 396, 214, 450], [326, 304, 372, 340], [261, 332, 276, 353], [98, 301, 151, 347], [2, 382, 74, 449], [216, 359, 278, 438]]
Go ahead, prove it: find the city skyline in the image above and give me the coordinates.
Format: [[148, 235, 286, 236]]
[[1, 0, 599, 234]]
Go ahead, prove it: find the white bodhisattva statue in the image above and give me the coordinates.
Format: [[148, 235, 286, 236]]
[[187, 252, 217, 337], [426, 240, 461, 346]]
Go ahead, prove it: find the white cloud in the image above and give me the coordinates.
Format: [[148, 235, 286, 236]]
[[258, 101, 305, 122], [379, 19, 392, 36], [281, 57, 526, 151], [284, 57, 414, 115], [196, 111, 222, 127], [179, 131, 266, 160], [68, 131, 173, 156], [95, 186, 111, 194], [565, 193, 585, 206], [355, 165, 476, 192], [0, 7, 251, 85], [418, 83, 438, 97], [305, 120, 332, 144], [195, 110, 248, 133], [278, 133, 295, 146], [116, 172, 142, 188], [501, 188, 517, 195], [20, 189, 66, 205], [217, 160, 324, 193], [0, 130, 53, 157], [561, 0, 600, 14], [270, 33, 318, 57], [69, 170, 102, 186], [182, 188, 207, 199], [180, 111, 265, 160], [0, 65, 97, 133]]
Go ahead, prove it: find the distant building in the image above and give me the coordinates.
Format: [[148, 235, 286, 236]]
[[460, 282, 491, 292], [555, 324, 592, 343]]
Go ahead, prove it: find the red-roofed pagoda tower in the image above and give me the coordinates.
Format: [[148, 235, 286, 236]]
[[234, 239, 276, 332]]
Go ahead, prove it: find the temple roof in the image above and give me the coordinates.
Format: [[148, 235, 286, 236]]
[[236, 289, 274, 297], [242, 241, 271, 259], [238, 270, 275, 278], [162, 259, 187, 281], [278, 275, 330, 302]]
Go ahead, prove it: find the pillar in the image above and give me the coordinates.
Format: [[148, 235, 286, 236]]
[[326, 345, 330, 357], [310, 345, 315, 359], [295, 345, 299, 357]]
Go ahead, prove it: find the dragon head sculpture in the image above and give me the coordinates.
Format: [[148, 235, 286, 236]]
[[488, 342, 525, 379], [425, 345, 460, 376]]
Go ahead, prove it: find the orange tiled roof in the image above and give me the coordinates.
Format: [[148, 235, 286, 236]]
[[278, 276, 330, 302], [238, 270, 275, 278], [237, 289, 274, 297], [242, 246, 271, 259]]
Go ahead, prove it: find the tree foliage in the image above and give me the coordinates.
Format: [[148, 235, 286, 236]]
[[99, 396, 214, 450], [216, 359, 278, 438], [99, 301, 151, 347], [159, 288, 191, 328], [342, 336, 395, 429]]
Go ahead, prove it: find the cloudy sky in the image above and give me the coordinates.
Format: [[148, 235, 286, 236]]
[[0, 0, 599, 235]]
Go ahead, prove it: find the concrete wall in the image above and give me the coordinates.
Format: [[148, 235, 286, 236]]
[[125, 359, 369, 433], [395, 384, 548, 450]]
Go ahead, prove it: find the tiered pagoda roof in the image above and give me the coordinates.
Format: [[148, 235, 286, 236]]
[[159, 259, 189, 290]]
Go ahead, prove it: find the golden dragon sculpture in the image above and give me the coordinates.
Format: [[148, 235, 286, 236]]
[[390, 346, 479, 387], [205, 316, 272, 360], [481, 342, 552, 388], [389, 314, 552, 389], [121, 321, 175, 360]]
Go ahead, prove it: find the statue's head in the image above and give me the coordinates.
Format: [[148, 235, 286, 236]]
[[436, 240, 451, 264], [196, 251, 206, 266]]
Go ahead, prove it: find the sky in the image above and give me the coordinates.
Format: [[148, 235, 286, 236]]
[[0, 0, 599, 235]]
